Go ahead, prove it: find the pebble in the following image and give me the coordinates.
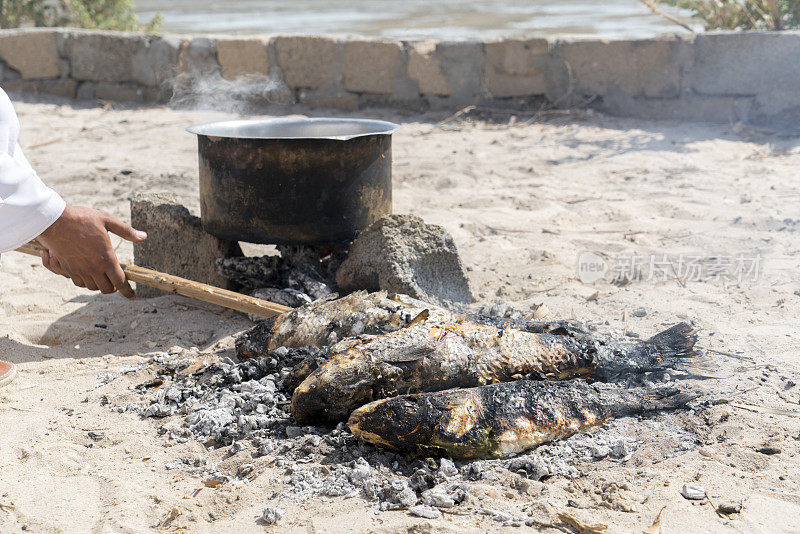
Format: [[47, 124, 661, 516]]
[[285, 426, 304, 439], [718, 501, 742, 514], [632, 307, 647, 317], [756, 446, 781, 455], [88, 431, 105, 441], [589, 445, 611, 459], [610, 439, 630, 459], [681, 483, 706, 500], [261, 506, 283, 525], [409, 505, 441, 519], [438, 458, 459, 478]]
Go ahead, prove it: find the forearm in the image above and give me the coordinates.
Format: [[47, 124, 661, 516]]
[[0, 146, 66, 252]]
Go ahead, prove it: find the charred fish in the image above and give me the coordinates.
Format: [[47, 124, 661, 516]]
[[292, 316, 697, 425], [348, 379, 697, 459]]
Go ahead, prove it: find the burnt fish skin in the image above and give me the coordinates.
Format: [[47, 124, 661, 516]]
[[292, 319, 697, 425], [236, 290, 575, 360], [236, 291, 433, 359], [348, 380, 697, 459]]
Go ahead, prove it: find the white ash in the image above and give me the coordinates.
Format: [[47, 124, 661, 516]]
[[124, 352, 698, 514], [261, 506, 283, 526]]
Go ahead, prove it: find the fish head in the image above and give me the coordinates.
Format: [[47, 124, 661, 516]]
[[291, 348, 375, 425]]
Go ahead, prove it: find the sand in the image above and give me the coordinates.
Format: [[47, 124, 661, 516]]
[[1, 95, 799, 533]]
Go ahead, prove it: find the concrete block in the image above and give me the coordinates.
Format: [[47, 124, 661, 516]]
[[601, 92, 754, 123], [548, 37, 683, 103], [176, 37, 220, 76], [0, 30, 60, 79], [2, 78, 77, 99], [275, 35, 338, 89], [217, 37, 270, 79], [132, 35, 181, 88], [435, 41, 486, 101], [335, 214, 473, 308], [407, 40, 450, 96], [130, 192, 242, 298], [298, 88, 359, 110], [344, 39, 401, 94], [0, 61, 23, 82], [68, 31, 142, 82], [691, 32, 800, 115], [485, 38, 548, 97], [93, 82, 145, 102]]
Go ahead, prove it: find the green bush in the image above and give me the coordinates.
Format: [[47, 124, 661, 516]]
[[651, 0, 800, 30], [0, 0, 161, 31]]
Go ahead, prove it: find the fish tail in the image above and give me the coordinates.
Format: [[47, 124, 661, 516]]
[[641, 388, 699, 411], [607, 385, 698, 418], [594, 322, 699, 380], [647, 322, 698, 365]]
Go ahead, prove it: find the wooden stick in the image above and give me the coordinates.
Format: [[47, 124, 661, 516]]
[[14, 242, 292, 319]]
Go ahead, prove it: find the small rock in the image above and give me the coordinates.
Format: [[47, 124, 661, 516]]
[[409, 505, 441, 519], [335, 214, 474, 308], [610, 439, 630, 459], [261, 506, 283, 525], [422, 489, 455, 509], [681, 483, 706, 500], [438, 458, 458, 478], [756, 446, 781, 455], [88, 431, 105, 441], [717, 501, 742, 514], [285, 426, 303, 439], [632, 308, 647, 317], [589, 445, 611, 459]]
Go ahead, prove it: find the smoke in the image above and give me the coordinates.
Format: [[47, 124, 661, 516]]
[[169, 70, 293, 115]]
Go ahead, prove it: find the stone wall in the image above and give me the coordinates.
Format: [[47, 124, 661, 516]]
[[1, 27, 798, 126]]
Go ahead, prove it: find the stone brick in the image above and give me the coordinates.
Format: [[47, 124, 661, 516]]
[[176, 37, 220, 76], [2, 79, 77, 99], [344, 40, 401, 94], [68, 31, 142, 82], [602, 92, 753, 123], [275, 36, 338, 89], [407, 40, 450, 96], [217, 37, 270, 79], [435, 41, 485, 101], [130, 193, 242, 298], [132, 35, 181, 88], [485, 38, 548, 97], [93, 83, 145, 102], [549, 37, 683, 102], [690, 32, 800, 115], [298, 88, 359, 110], [0, 30, 60, 79], [335, 214, 473, 308]]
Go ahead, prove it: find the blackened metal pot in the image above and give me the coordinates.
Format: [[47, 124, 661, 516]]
[[187, 117, 399, 245]]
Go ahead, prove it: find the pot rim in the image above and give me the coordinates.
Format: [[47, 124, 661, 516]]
[[187, 117, 400, 141]]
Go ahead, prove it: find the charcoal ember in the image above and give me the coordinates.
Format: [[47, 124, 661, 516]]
[[217, 255, 284, 289], [217, 244, 334, 300], [251, 287, 312, 309]]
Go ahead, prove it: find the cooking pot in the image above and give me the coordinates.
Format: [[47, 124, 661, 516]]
[[187, 117, 399, 245]]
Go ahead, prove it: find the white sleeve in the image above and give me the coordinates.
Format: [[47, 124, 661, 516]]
[[0, 87, 66, 253]]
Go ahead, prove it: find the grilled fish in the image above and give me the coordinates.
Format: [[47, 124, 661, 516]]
[[348, 379, 696, 459], [291, 315, 697, 424], [236, 290, 577, 360]]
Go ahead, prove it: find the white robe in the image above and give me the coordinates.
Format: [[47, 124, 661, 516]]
[[0, 87, 65, 253]]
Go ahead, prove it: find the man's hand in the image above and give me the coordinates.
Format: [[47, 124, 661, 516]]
[[36, 205, 147, 299]]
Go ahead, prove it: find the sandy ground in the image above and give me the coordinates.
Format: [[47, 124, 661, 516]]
[[0, 94, 799, 533]]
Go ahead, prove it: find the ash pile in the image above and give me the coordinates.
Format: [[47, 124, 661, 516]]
[[127, 194, 705, 523], [124, 290, 703, 524]]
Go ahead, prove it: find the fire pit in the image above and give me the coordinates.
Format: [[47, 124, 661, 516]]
[[188, 117, 399, 246]]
